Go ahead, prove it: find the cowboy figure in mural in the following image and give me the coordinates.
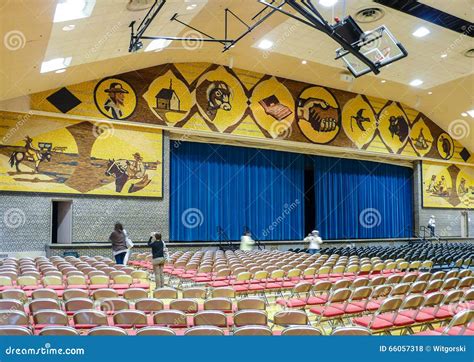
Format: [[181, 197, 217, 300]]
[[9, 135, 52, 173], [104, 82, 129, 119], [126, 152, 147, 181], [24, 135, 39, 160]]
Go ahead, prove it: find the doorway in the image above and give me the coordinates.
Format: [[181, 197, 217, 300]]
[[51, 200, 73, 244]]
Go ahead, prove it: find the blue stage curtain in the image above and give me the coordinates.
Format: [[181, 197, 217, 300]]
[[312, 156, 413, 239], [170, 142, 305, 241]]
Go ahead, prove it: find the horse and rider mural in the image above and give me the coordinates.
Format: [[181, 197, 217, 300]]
[[0, 117, 163, 198], [105, 152, 152, 194], [9, 136, 52, 173]]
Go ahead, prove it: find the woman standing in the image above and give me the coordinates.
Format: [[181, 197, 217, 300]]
[[148, 232, 167, 288], [109, 222, 127, 264]]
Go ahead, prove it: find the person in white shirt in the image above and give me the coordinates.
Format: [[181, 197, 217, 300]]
[[306, 230, 323, 254], [427, 215, 436, 237], [240, 231, 255, 251]]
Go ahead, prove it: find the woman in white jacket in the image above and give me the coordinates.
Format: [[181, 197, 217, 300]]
[[305, 230, 323, 254]]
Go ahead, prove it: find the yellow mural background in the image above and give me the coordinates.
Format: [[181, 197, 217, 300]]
[[26, 62, 473, 165], [422, 161, 473, 209], [0, 112, 162, 198]]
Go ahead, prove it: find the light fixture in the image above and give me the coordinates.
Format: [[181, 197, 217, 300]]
[[412, 27, 430, 38], [428, 91, 432, 95], [319, 0, 338, 7], [258, 39, 273, 50], [301, 60, 307, 64], [467, 109, 474, 118], [461, 112, 468, 117], [186, 4, 197, 10], [145, 39, 172, 52], [409, 79, 423, 87], [40, 57, 72, 73], [55, 69, 66, 74], [54, 0, 96, 23], [381, 79, 386, 83], [440, 53, 447, 58], [62, 24, 76, 31]]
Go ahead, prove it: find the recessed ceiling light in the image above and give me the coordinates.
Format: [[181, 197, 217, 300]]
[[258, 39, 273, 50], [40, 57, 72, 73], [412, 27, 430, 38], [62, 24, 76, 31], [440, 53, 447, 58], [428, 91, 432, 95], [54, 0, 96, 23], [381, 79, 386, 83], [55, 69, 66, 74], [319, 0, 338, 7], [467, 109, 474, 118], [409, 79, 423, 87], [145, 39, 172, 52], [301, 60, 307, 64], [461, 112, 468, 117]]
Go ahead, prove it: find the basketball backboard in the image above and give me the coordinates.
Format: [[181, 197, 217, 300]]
[[335, 25, 408, 77]]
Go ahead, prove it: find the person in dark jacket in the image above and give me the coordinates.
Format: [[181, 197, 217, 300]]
[[148, 232, 167, 288], [109, 222, 127, 264]]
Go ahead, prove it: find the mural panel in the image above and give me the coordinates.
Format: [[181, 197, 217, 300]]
[[28, 62, 472, 165], [0, 112, 163, 197], [422, 161, 473, 209]]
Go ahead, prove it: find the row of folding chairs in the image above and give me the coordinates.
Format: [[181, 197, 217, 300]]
[[0, 324, 373, 336], [0, 308, 331, 333]]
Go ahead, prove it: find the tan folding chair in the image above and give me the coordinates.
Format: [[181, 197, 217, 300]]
[[136, 326, 176, 336], [233, 310, 268, 328], [204, 298, 233, 313], [88, 326, 127, 336], [169, 299, 199, 314], [113, 310, 148, 328], [193, 311, 228, 328], [237, 297, 266, 311], [184, 326, 225, 336], [281, 326, 322, 336], [91, 288, 118, 301], [0, 326, 32, 335], [29, 298, 60, 314], [234, 325, 273, 336], [39, 326, 79, 336], [153, 310, 188, 328], [65, 298, 94, 315], [135, 298, 164, 314], [331, 326, 371, 335]]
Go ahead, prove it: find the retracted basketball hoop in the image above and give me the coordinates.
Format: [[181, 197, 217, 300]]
[[335, 25, 408, 78]]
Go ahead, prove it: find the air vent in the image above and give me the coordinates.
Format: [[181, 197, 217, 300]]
[[355, 7, 385, 23], [463, 48, 474, 58], [127, 0, 154, 11]]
